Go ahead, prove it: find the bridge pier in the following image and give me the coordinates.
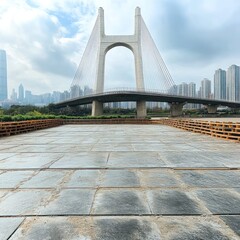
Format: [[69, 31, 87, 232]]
[[206, 105, 218, 114], [136, 101, 147, 118], [92, 101, 103, 116], [169, 102, 184, 117]]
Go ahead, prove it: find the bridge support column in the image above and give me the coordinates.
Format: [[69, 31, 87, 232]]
[[169, 102, 184, 117], [207, 105, 218, 114], [92, 101, 103, 116], [137, 101, 147, 118]]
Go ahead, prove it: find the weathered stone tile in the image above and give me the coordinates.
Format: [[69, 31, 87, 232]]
[[160, 151, 225, 168], [0, 190, 51, 216], [64, 170, 101, 188], [0, 217, 24, 240], [39, 189, 95, 215], [100, 170, 140, 187], [20, 170, 67, 188], [108, 152, 166, 168], [10, 217, 93, 240], [0, 153, 62, 169], [0, 171, 34, 188], [140, 169, 181, 187], [177, 170, 222, 188], [147, 190, 205, 215], [92, 189, 150, 215], [156, 216, 236, 240], [94, 217, 161, 240], [221, 215, 240, 236], [50, 152, 108, 168], [195, 189, 240, 214]]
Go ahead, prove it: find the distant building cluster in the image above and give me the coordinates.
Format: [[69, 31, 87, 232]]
[[8, 84, 82, 107], [170, 64, 240, 109], [0, 49, 239, 109]]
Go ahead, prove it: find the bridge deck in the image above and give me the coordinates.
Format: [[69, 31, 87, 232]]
[[0, 124, 239, 239]]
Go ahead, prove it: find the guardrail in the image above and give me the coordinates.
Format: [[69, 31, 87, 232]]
[[156, 119, 240, 142], [0, 119, 64, 137]]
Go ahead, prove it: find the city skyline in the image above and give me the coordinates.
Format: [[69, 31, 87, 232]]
[[5, 63, 239, 109], [0, 0, 240, 96]]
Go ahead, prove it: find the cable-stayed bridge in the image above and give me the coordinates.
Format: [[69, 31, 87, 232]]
[[55, 7, 240, 117]]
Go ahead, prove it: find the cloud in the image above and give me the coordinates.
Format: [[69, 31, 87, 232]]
[[0, 0, 96, 94], [0, 0, 239, 96]]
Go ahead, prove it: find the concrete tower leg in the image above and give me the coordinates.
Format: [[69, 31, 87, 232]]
[[92, 101, 103, 116], [207, 105, 218, 114], [169, 102, 184, 117], [92, 7, 146, 117], [137, 100, 147, 118]]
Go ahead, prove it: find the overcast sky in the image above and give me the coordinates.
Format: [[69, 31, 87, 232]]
[[0, 0, 240, 96]]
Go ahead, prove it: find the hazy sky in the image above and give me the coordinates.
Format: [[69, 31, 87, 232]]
[[0, 0, 239, 96]]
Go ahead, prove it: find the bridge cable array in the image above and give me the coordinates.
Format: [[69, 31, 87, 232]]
[[71, 15, 100, 96], [70, 12, 176, 98], [140, 17, 175, 94]]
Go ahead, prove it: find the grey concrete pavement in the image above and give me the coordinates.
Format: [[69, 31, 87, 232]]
[[0, 124, 239, 239]]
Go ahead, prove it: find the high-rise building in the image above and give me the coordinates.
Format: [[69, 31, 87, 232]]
[[18, 84, 24, 102], [70, 85, 81, 98], [187, 82, 197, 109], [201, 78, 211, 99], [177, 82, 188, 96], [188, 82, 196, 97], [25, 90, 32, 104], [10, 89, 17, 101], [0, 50, 7, 101], [214, 69, 226, 100], [226, 65, 240, 102]]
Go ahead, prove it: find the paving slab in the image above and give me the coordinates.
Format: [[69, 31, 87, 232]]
[[176, 170, 236, 188], [64, 170, 101, 188], [9, 217, 94, 240], [0, 218, 24, 240], [91, 143, 133, 151], [0, 190, 51, 216], [147, 189, 205, 215], [139, 169, 181, 187], [0, 153, 17, 161], [39, 189, 96, 215], [160, 151, 226, 168], [195, 189, 240, 214], [94, 217, 161, 240], [200, 151, 240, 167], [221, 215, 240, 236], [0, 153, 63, 169], [0, 170, 34, 188], [100, 170, 140, 187], [108, 152, 166, 168], [50, 152, 108, 168], [204, 170, 240, 188], [92, 189, 150, 215], [156, 216, 238, 240], [20, 170, 68, 188]]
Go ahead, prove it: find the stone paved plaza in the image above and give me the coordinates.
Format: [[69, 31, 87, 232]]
[[0, 124, 239, 239]]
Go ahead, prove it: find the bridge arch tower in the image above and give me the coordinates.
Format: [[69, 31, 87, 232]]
[[92, 7, 146, 117]]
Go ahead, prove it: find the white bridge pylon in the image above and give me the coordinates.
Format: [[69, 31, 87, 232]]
[[72, 7, 175, 117]]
